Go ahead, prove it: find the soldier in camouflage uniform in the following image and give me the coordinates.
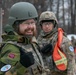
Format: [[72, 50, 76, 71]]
[[37, 11, 75, 75], [0, 2, 46, 75], [71, 36, 76, 49]]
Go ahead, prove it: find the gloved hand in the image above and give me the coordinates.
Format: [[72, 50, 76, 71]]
[[41, 43, 53, 54], [20, 48, 35, 68]]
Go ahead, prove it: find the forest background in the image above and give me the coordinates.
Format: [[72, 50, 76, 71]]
[[0, 0, 76, 36]]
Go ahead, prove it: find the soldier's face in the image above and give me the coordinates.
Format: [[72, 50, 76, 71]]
[[42, 22, 54, 33], [19, 19, 36, 36]]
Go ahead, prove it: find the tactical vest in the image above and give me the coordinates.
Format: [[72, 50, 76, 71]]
[[0, 37, 45, 75], [53, 28, 67, 71], [5, 41, 45, 75]]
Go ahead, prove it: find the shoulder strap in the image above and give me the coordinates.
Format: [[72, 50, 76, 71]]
[[31, 43, 44, 69], [57, 28, 63, 47]]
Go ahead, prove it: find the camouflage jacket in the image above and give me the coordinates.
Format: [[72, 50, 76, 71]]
[[0, 34, 46, 75], [37, 28, 75, 75]]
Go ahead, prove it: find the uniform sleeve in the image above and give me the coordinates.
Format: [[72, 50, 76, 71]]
[[0, 43, 20, 67], [61, 36, 75, 75]]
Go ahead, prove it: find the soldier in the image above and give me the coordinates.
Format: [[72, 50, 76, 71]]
[[0, 2, 46, 75], [71, 36, 76, 63], [37, 11, 75, 75], [71, 36, 76, 49]]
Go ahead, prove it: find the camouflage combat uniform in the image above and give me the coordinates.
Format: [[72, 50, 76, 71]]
[[38, 29, 75, 75], [71, 36, 76, 70], [0, 34, 45, 75], [0, 2, 46, 75], [71, 36, 76, 48], [37, 11, 75, 75]]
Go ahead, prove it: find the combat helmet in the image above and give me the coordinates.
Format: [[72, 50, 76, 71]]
[[39, 11, 58, 27], [8, 2, 38, 26]]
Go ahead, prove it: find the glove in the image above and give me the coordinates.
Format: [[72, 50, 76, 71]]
[[41, 43, 53, 54], [20, 48, 35, 68]]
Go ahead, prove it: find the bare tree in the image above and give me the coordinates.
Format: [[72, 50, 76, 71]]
[[62, 0, 65, 29], [70, 0, 75, 33], [1, 0, 76, 34], [56, 0, 60, 21]]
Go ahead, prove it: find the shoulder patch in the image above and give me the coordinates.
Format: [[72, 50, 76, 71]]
[[8, 53, 15, 59], [69, 46, 74, 52], [1, 64, 11, 72]]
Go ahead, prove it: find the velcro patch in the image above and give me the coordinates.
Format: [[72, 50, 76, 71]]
[[8, 53, 15, 59], [1, 64, 11, 72], [69, 46, 74, 52]]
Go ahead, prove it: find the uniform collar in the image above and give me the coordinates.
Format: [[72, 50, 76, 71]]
[[2, 33, 37, 44]]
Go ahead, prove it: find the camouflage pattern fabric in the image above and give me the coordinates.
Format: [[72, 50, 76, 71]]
[[0, 36, 46, 75], [37, 29, 75, 75], [39, 11, 58, 25]]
